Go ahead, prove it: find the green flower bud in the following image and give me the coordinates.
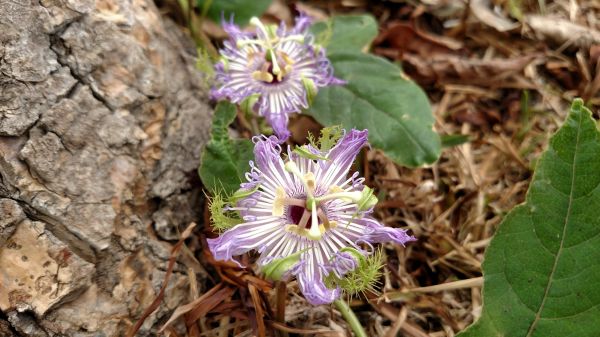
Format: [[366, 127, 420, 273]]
[[357, 186, 378, 212], [240, 93, 260, 115], [229, 185, 260, 203], [262, 249, 306, 281], [340, 247, 367, 267], [301, 77, 318, 105]]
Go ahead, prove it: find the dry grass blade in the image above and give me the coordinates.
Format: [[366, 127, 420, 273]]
[[526, 14, 600, 48], [185, 286, 237, 325], [365, 291, 428, 337], [385, 277, 483, 301], [275, 281, 288, 337], [384, 306, 407, 337], [248, 284, 266, 337], [470, 0, 519, 32], [268, 321, 338, 335], [159, 284, 224, 332], [125, 222, 196, 337]]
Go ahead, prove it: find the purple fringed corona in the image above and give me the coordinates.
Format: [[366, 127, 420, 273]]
[[211, 15, 343, 140], [208, 129, 416, 305]]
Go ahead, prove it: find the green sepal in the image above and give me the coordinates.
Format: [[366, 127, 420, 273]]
[[229, 185, 260, 203], [302, 77, 318, 105], [240, 93, 260, 115], [357, 186, 378, 212], [340, 247, 367, 267], [262, 249, 308, 281], [293, 145, 328, 161]]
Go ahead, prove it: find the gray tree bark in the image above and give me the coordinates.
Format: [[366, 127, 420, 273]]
[[0, 0, 211, 335]]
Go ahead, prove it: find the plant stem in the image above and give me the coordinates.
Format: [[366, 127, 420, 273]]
[[334, 299, 367, 337]]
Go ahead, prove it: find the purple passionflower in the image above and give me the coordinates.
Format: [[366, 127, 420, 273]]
[[211, 14, 343, 141], [208, 129, 416, 305]]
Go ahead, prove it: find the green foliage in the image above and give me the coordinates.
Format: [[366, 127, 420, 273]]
[[199, 102, 254, 195], [458, 99, 600, 337], [440, 134, 470, 148], [208, 191, 241, 232], [307, 52, 441, 167], [310, 15, 378, 53], [307, 125, 344, 153], [307, 15, 440, 167], [293, 146, 328, 161], [197, 0, 272, 26]]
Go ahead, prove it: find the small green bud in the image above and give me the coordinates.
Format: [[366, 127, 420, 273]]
[[357, 186, 378, 212], [240, 93, 260, 115], [229, 185, 260, 203], [301, 77, 318, 105], [340, 247, 367, 267], [262, 249, 307, 281]]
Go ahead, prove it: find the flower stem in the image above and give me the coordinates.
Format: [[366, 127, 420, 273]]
[[334, 299, 367, 337]]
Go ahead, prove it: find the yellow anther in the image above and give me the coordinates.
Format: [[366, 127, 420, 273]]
[[284, 223, 326, 241], [281, 52, 295, 65], [252, 70, 274, 83], [284, 64, 293, 74], [272, 187, 286, 216], [324, 220, 338, 230]]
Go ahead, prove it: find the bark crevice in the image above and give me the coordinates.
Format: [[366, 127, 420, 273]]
[[0, 0, 211, 335]]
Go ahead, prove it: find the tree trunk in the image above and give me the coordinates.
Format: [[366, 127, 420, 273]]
[[0, 0, 211, 335]]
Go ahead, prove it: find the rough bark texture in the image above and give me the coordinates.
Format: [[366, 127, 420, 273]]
[[0, 0, 211, 335]]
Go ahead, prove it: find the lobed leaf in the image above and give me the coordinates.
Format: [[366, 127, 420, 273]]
[[458, 99, 600, 337], [199, 102, 253, 195]]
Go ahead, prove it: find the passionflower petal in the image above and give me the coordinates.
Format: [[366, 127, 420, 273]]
[[211, 14, 343, 140]]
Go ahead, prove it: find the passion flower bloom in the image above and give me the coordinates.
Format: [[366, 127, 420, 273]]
[[211, 15, 343, 140], [208, 129, 416, 305]]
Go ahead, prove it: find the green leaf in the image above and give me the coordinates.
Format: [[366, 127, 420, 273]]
[[197, 0, 272, 26], [458, 99, 600, 337], [310, 14, 378, 54], [441, 134, 470, 148], [199, 102, 253, 195], [307, 52, 441, 167]]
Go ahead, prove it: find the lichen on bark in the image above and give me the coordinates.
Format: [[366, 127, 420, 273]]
[[0, 0, 211, 335]]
